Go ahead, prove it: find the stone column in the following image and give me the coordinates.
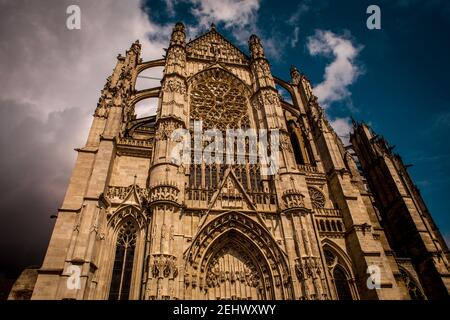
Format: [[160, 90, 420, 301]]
[[144, 23, 188, 300]]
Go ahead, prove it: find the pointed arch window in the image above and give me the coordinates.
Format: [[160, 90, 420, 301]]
[[323, 249, 354, 300], [205, 164, 211, 189], [109, 220, 137, 300], [238, 165, 248, 191], [333, 266, 353, 300], [211, 164, 218, 189], [399, 269, 425, 300], [290, 131, 305, 165], [250, 165, 261, 192]]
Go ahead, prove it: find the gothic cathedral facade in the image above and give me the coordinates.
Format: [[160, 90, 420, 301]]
[[31, 23, 449, 300]]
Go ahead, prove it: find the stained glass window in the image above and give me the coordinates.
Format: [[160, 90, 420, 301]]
[[333, 266, 353, 300], [108, 220, 137, 300]]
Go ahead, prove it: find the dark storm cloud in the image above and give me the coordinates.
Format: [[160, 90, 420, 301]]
[[0, 99, 87, 273], [0, 0, 168, 276]]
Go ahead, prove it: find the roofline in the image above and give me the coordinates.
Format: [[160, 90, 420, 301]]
[[186, 27, 251, 60]]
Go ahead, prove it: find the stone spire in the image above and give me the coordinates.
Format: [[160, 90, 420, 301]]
[[170, 22, 186, 47], [290, 65, 301, 85], [248, 34, 266, 60]]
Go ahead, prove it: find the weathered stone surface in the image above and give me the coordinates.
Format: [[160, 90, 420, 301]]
[[23, 24, 449, 300], [8, 267, 39, 300]]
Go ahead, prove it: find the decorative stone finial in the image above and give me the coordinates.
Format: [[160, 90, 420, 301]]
[[248, 34, 265, 59], [130, 40, 141, 55], [174, 22, 185, 32], [290, 65, 301, 85], [171, 22, 186, 47]]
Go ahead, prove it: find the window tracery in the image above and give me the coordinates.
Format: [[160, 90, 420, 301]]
[[323, 249, 354, 300], [108, 220, 137, 300], [333, 266, 353, 300], [205, 245, 263, 300], [324, 249, 337, 267], [308, 187, 325, 208], [190, 69, 250, 131], [187, 68, 262, 197], [399, 269, 425, 300]]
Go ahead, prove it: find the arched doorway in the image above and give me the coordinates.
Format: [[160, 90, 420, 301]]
[[203, 230, 272, 300], [185, 212, 293, 300]]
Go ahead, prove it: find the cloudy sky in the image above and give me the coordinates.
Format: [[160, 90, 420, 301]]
[[0, 0, 449, 277]]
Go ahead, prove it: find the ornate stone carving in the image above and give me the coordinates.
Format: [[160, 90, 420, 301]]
[[184, 212, 292, 299], [130, 39, 141, 55], [148, 183, 180, 205], [251, 98, 261, 111], [186, 28, 248, 65], [253, 59, 273, 84], [94, 102, 108, 118], [164, 78, 186, 95], [249, 34, 265, 59], [122, 101, 134, 124], [33, 22, 450, 302], [282, 189, 305, 208], [119, 65, 132, 81], [103, 76, 112, 91], [290, 66, 301, 85], [117, 137, 153, 148], [280, 131, 293, 153], [155, 118, 183, 140], [151, 254, 178, 279], [190, 68, 250, 130], [108, 206, 147, 229], [106, 185, 149, 202], [117, 221, 137, 247], [398, 268, 425, 300], [301, 75, 313, 99], [166, 46, 186, 69], [295, 257, 321, 280], [170, 23, 186, 47], [206, 268, 260, 289], [263, 91, 279, 106], [308, 187, 325, 208], [323, 250, 337, 268]]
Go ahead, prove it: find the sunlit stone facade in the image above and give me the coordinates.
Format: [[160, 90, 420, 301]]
[[29, 23, 449, 300]]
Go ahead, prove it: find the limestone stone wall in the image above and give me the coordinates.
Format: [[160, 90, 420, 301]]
[[26, 23, 450, 301]]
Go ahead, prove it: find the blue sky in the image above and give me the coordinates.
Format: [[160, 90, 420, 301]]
[[143, 0, 450, 241]]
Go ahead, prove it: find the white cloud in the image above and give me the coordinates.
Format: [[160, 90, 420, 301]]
[[329, 117, 352, 145], [165, 0, 176, 16], [287, 0, 308, 49], [258, 35, 286, 61], [291, 26, 300, 48], [287, 1, 310, 26], [189, 0, 260, 43], [307, 30, 363, 108], [183, 0, 285, 60], [190, 0, 260, 28]]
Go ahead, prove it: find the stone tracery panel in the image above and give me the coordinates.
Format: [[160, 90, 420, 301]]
[[205, 238, 265, 300], [184, 212, 293, 300], [189, 68, 250, 131], [308, 187, 326, 209], [186, 29, 249, 65]]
